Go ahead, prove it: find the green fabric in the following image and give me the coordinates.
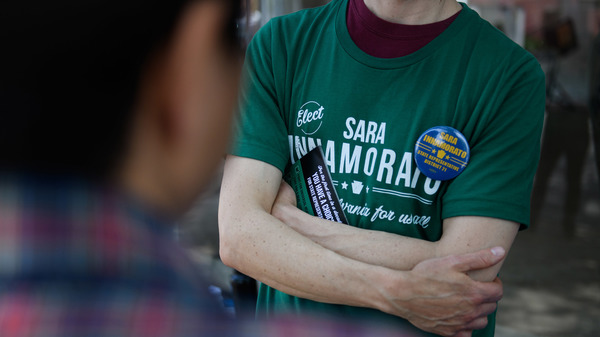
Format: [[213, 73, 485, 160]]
[[234, 0, 545, 335]]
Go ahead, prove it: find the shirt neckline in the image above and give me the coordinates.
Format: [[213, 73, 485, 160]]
[[335, 0, 475, 69], [350, 0, 460, 40]]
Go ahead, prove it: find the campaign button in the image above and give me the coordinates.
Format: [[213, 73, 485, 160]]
[[414, 126, 470, 181]]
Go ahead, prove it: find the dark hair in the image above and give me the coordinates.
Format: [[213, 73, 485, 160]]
[[0, 0, 241, 180]]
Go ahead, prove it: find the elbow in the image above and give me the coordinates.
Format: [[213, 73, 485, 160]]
[[218, 222, 236, 269], [217, 210, 243, 270], [219, 248, 236, 270], [218, 236, 238, 270]]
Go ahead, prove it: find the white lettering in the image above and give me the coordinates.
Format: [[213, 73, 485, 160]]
[[288, 135, 295, 164], [324, 140, 336, 174], [424, 178, 441, 195], [342, 118, 386, 144], [377, 149, 396, 184], [366, 121, 377, 143], [363, 147, 378, 176], [296, 106, 324, 128], [340, 143, 362, 174], [294, 136, 309, 159], [339, 199, 371, 217], [375, 123, 386, 144], [398, 214, 431, 228], [371, 205, 396, 222], [394, 152, 413, 187], [353, 120, 366, 143], [287, 136, 441, 200], [343, 117, 356, 140], [411, 168, 421, 189]]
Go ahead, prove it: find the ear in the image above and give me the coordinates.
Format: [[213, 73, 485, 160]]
[[151, 0, 241, 210], [117, 1, 240, 215], [158, 0, 231, 145]]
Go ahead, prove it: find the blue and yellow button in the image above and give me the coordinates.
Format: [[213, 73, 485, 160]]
[[414, 126, 470, 181]]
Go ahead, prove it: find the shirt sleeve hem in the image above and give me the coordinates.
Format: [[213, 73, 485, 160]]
[[442, 198, 530, 230], [231, 141, 289, 174]]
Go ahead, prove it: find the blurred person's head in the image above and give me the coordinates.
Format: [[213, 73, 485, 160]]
[[0, 0, 242, 215]]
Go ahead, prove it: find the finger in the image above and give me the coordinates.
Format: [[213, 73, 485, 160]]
[[471, 280, 503, 304], [451, 247, 505, 273], [453, 330, 473, 337], [479, 301, 499, 316], [464, 315, 489, 331]]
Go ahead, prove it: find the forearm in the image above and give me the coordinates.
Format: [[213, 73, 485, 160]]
[[220, 207, 506, 336], [273, 194, 518, 282], [219, 206, 378, 307], [273, 202, 436, 271], [218, 157, 389, 309], [218, 156, 507, 336], [436, 216, 519, 281]]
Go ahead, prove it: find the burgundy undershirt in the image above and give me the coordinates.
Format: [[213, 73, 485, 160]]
[[347, 0, 461, 58]]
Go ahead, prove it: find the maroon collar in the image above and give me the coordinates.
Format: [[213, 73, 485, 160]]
[[347, 0, 460, 58]]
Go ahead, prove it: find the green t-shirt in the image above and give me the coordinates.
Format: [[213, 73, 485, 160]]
[[233, 0, 545, 335]]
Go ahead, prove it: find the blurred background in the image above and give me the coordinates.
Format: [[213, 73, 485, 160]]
[[177, 0, 600, 336]]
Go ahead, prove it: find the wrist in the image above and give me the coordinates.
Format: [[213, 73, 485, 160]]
[[359, 265, 413, 317]]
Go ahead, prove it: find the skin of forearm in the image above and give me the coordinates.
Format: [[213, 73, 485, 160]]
[[435, 216, 519, 281], [218, 156, 507, 336], [218, 170, 398, 309], [273, 201, 437, 271], [219, 199, 501, 324], [221, 203, 507, 336], [273, 200, 518, 282]]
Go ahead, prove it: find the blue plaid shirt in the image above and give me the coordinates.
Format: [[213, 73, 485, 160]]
[[0, 175, 240, 337], [0, 175, 422, 337]]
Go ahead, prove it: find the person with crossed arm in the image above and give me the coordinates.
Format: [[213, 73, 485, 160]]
[[219, 0, 545, 336]]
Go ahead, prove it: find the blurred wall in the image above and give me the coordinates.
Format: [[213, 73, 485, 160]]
[[472, 0, 599, 104], [260, 0, 331, 25]]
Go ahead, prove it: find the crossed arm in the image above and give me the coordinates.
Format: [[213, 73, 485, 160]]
[[218, 155, 519, 337], [271, 179, 518, 282]]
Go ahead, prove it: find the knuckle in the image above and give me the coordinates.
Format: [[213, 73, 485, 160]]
[[463, 311, 479, 323], [466, 291, 484, 306]]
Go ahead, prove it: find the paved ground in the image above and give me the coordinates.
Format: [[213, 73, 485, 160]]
[[495, 149, 600, 337], [179, 147, 600, 337]]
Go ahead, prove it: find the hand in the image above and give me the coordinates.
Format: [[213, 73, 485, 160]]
[[378, 247, 505, 337], [271, 180, 297, 221]]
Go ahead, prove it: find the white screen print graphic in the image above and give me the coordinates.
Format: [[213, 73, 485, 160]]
[[288, 114, 440, 228]]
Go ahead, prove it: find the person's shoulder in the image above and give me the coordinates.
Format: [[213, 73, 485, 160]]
[[256, 1, 339, 41], [270, 1, 338, 26], [458, 6, 542, 79], [465, 7, 536, 63]]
